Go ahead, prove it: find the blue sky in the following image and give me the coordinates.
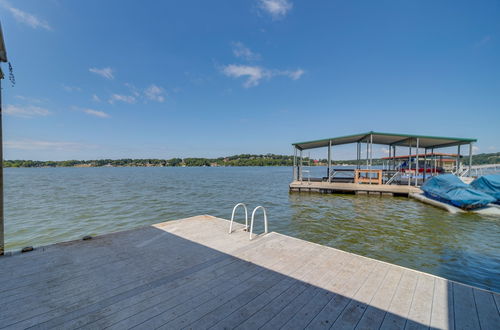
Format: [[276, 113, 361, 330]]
[[0, 0, 499, 160]]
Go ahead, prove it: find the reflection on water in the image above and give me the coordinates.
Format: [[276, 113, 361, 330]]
[[4, 167, 500, 292]]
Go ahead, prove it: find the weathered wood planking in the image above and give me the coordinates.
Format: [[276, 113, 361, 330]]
[[290, 180, 422, 196], [0, 215, 497, 330]]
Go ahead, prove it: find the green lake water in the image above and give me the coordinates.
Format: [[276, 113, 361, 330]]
[[4, 167, 500, 292]]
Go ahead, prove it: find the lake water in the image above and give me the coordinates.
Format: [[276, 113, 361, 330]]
[[4, 167, 500, 292]]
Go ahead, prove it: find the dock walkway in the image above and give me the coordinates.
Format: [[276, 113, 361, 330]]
[[0, 215, 498, 329], [290, 181, 422, 196]]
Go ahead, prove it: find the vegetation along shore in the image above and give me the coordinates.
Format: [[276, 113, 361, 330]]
[[4, 152, 499, 168]]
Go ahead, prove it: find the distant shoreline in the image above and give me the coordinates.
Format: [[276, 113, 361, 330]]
[[4, 152, 499, 168]]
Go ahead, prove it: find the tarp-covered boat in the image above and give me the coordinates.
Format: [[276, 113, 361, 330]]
[[470, 175, 500, 203], [421, 174, 495, 210]]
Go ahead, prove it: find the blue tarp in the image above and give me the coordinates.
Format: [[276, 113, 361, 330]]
[[421, 174, 495, 210], [470, 175, 500, 203]]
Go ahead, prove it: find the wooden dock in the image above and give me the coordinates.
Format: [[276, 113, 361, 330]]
[[290, 181, 422, 197], [0, 215, 498, 329]]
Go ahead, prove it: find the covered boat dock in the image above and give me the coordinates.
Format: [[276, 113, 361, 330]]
[[290, 132, 476, 196]]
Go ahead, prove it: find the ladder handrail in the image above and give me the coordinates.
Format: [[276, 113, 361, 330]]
[[229, 203, 248, 234], [249, 206, 268, 240]]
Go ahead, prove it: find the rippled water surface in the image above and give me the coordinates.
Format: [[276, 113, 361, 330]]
[[5, 167, 500, 292]]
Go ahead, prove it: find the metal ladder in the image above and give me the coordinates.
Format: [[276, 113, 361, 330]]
[[228, 203, 268, 240]]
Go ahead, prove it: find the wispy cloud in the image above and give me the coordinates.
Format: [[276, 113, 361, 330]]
[[257, 0, 293, 19], [4, 104, 51, 118], [475, 35, 492, 48], [222, 64, 304, 87], [89, 67, 114, 80], [222, 65, 269, 88], [0, 0, 51, 30], [83, 109, 110, 118], [144, 84, 166, 102], [232, 42, 261, 61], [62, 85, 82, 92], [4, 139, 86, 151], [91, 94, 101, 102], [108, 93, 136, 104], [285, 68, 304, 80], [15, 95, 47, 103]]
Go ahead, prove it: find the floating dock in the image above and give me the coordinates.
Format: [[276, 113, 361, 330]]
[[0, 215, 498, 329], [290, 180, 422, 196]]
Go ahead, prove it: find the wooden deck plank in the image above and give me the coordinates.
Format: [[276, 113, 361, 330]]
[[355, 266, 403, 330], [430, 277, 454, 330], [34, 233, 282, 329], [404, 274, 435, 330], [289, 180, 422, 196], [185, 236, 327, 329], [453, 283, 481, 330], [1, 236, 240, 327], [278, 251, 370, 329], [97, 235, 289, 329], [208, 247, 333, 330], [304, 257, 379, 329], [0, 215, 497, 330], [57, 257, 245, 330], [328, 261, 389, 329], [234, 248, 342, 330], [473, 289, 500, 330], [260, 252, 363, 330], [379, 270, 419, 330]]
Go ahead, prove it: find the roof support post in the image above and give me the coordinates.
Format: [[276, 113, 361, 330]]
[[299, 149, 303, 182], [423, 148, 427, 182], [369, 133, 373, 184], [456, 144, 461, 174], [327, 140, 332, 182], [408, 139, 412, 187], [293, 146, 297, 181], [356, 142, 360, 170], [366, 138, 369, 168], [469, 143, 473, 177], [415, 138, 419, 186], [392, 145, 396, 171]]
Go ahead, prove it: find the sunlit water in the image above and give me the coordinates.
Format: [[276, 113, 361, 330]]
[[5, 167, 500, 292]]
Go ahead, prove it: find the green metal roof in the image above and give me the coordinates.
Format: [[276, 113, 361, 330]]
[[292, 131, 476, 150]]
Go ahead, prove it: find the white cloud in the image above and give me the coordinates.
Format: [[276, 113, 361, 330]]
[[222, 64, 304, 87], [92, 94, 101, 102], [144, 84, 166, 102], [222, 65, 269, 88], [62, 85, 82, 92], [283, 68, 304, 80], [4, 140, 84, 151], [4, 104, 51, 118], [83, 109, 110, 118], [472, 146, 480, 153], [258, 0, 293, 19], [89, 67, 114, 80], [108, 93, 136, 104], [487, 146, 497, 151], [0, 0, 51, 30], [15, 95, 46, 103], [232, 42, 261, 61]]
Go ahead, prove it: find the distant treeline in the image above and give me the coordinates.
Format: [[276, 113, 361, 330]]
[[4, 152, 499, 168], [4, 154, 299, 168]]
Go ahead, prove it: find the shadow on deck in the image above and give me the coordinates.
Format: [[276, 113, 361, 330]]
[[0, 216, 498, 329]]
